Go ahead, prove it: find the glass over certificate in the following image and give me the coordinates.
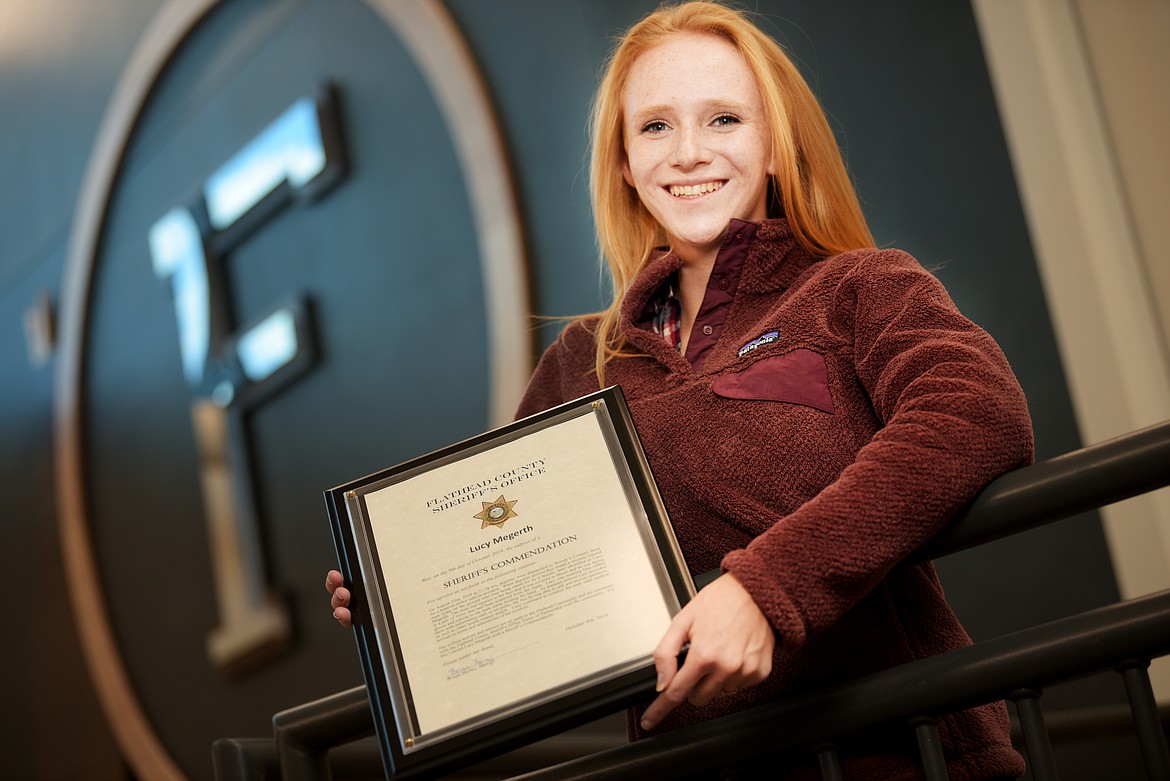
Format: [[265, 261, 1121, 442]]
[[325, 387, 694, 780]]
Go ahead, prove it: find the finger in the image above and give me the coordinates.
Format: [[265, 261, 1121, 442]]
[[332, 606, 352, 628], [686, 671, 729, 708], [651, 613, 691, 693], [675, 643, 734, 708], [330, 587, 350, 609], [702, 647, 767, 701], [640, 682, 686, 731], [715, 668, 751, 697], [711, 642, 772, 700], [741, 651, 772, 687], [325, 570, 343, 594], [641, 648, 708, 730]]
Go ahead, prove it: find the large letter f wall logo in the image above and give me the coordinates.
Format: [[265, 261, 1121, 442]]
[[148, 88, 345, 674]]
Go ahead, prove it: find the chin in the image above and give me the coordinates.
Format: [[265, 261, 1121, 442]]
[[671, 222, 736, 249]]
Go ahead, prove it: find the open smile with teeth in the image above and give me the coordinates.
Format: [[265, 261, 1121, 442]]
[[668, 180, 725, 198]]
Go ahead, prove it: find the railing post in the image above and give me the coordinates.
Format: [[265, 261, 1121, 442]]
[[1118, 658, 1170, 781], [910, 716, 949, 781], [273, 685, 375, 781], [1011, 688, 1059, 781], [811, 742, 844, 781], [211, 737, 277, 781]]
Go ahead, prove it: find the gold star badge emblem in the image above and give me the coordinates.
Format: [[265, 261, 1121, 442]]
[[474, 495, 518, 529]]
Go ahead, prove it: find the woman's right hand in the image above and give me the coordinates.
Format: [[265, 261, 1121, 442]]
[[325, 570, 352, 628], [640, 572, 773, 731]]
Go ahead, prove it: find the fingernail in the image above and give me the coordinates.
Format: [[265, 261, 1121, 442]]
[[333, 609, 340, 620], [640, 718, 652, 731], [655, 674, 664, 692]]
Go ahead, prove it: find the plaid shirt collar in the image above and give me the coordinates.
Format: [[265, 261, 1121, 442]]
[[650, 277, 683, 352]]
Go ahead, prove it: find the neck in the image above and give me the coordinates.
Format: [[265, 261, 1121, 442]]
[[674, 251, 717, 354]]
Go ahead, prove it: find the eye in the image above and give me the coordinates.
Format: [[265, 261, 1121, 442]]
[[641, 120, 669, 134], [712, 114, 741, 127]]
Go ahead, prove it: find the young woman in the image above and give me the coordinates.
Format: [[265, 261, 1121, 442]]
[[330, 3, 1032, 777]]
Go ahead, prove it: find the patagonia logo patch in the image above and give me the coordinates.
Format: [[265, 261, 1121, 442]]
[[737, 330, 780, 358]]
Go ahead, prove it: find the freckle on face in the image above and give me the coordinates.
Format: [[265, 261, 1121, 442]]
[[621, 32, 772, 264]]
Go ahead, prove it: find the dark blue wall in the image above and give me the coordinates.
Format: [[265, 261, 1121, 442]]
[[0, 1, 1123, 779]]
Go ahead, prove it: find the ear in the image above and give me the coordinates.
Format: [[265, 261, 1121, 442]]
[[621, 154, 636, 188]]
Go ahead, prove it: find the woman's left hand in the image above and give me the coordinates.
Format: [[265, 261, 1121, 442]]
[[640, 572, 774, 731], [326, 569, 353, 628]]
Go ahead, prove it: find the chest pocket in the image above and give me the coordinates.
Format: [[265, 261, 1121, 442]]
[[712, 348, 835, 413]]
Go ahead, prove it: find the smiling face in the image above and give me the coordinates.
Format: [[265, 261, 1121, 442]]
[[621, 32, 773, 266]]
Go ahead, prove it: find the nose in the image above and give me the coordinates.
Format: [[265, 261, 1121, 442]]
[[669, 124, 710, 169]]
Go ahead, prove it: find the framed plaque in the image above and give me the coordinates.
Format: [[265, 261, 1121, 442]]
[[325, 386, 695, 780]]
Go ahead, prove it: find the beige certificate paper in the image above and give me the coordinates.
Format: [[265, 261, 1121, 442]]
[[329, 387, 693, 776], [364, 409, 668, 735]]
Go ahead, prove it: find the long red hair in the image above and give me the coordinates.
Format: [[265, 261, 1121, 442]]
[[587, 1, 874, 384]]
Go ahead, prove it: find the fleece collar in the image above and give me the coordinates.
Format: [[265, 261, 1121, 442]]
[[618, 218, 817, 365]]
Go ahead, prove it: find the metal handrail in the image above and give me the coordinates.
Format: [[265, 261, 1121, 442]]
[[212, 419, 1170, 780], [921, 418, 1170, 560], [513, 590, 1170, 779]]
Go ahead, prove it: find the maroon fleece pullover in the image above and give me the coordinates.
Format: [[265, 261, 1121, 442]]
[[516, 219, 1033, 780]]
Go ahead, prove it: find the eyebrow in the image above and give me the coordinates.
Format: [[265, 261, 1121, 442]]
[[627, 99, 753, 124]]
